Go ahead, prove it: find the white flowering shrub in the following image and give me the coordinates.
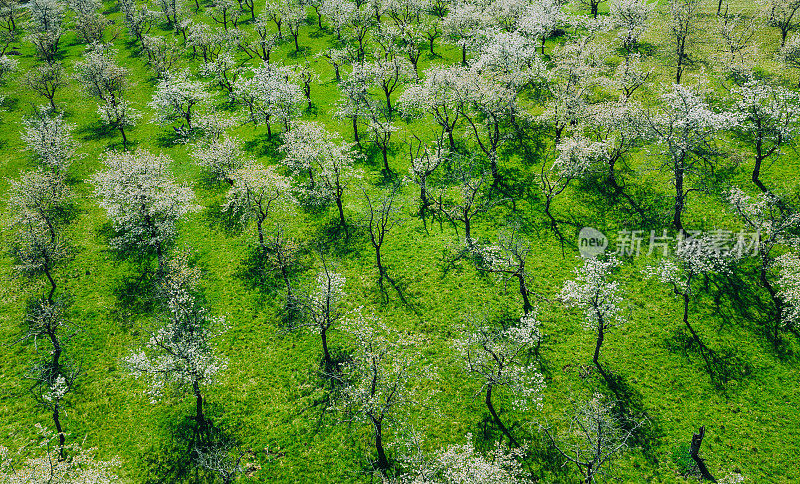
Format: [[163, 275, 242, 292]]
[[125, 251, 228, 421], [398, 433, 525, 484], [609, 0, 652, 52], [91, 150, 199, 271], [148, 69, 210, 132], [224, 162, 295, 250], [21, 106, 76, 171], [777, 251, 800, 329], [455, 313, 545, 414], [0, 424, 120, 484]]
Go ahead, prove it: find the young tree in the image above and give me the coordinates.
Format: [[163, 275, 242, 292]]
[[579, 0, 604, 18], [224, 162, 295, 251], [455, 313, 545, 446], [75, 43, 140, 147], [729, 188, 800, 338], [645, 235, 736, 361], [0, 424, 120, 482], [239, 15, 281, 63], [22, 62, 66, 109], [777, 250, 800, 330], [298, 263, 346, 371], [118, 0, 158, 48], [333, 312, 420, 475], [91, 149, 199, 273], [280, 121, 361, 235], [24, 298, 80, 461], [761, 0, 800, 47], [190, 135, 246, 183], [540, 137, 603, 236], [125, 251, 228, 427], [459, 70, 520, 181], [398, 65, 468, 152], [668, 0, 701, 84], [539, 36, 605, 142], [476, 227, 537, 315], [609, 0, 652, 54], [233, 65, 306, 139], [284, 0, 305, 52], [541, 394, 643, 484], [186, 22, 224, 63], [398, 433, 525, 483], [365, 56, 414, 117], [209, 0, 241, 31], [361, 183, 403, 294], [6, 168, 72, 302], [581, 98, 646, 191], [441, 0, 484, 64], [436, 155, 497, 249], [559, 256, 624, 373], [731, 79, 800, 193], [780, 34, 800, 87], [647, 83, 735, 231], [21, 107, 76, 171], [67, 0, 108, 43], [199, 50, 242, 94], [141, 34, 182, 78], [517, 0, 565, 55], [713, 10, 760, 79], [469, 29, 544, 91], [149, 69, 211, 133], [26, 0, 63, 63], [366, 113, 398, 173], [336, 63, 375, 146], [406, 138, 445, 218]]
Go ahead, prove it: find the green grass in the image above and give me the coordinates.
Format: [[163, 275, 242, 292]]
[[1, 0, 800, 482]]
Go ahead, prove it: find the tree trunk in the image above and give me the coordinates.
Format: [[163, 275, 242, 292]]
[[372, 417, 390, 474], [518, 274, 532, 315], [381, 144, 389, 172], [321, 326, 332, 371], [257, 219, 266, 251], [54, 403, 66, 460], [352, 116, 360, 146], [593, 316, 604, 370], [690, 427, 717, 482], [485, 385, 518, 446], [673, 168, 685, 232], [336, 193, 348, 237]]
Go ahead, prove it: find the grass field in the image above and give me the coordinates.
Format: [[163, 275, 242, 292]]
[[1, 0, 800, 481]]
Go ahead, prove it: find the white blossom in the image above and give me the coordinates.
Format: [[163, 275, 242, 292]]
[[91, 150, 199, 265], [148, 69, 211, 132], [454, 313, 544, 411], [21, 106, 76, 171]]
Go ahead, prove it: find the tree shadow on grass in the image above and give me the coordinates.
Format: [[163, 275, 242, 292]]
[[594, 366, 662, 465], [243, 132, 282, 159], [710, 269, 800, 362], [664, 329, 753, 392], [142, 412, 239, 484], [76, 120, 116, 143], [96, 222, 160, 315], [202, 204, 242, 238]]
